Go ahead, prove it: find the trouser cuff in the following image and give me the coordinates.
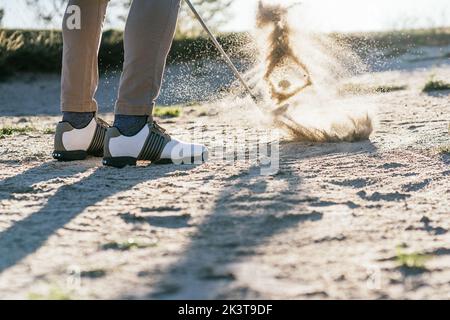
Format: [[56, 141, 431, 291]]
[[114, 103, 154, 116]]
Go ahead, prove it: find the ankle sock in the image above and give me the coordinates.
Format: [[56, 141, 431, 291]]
[[63, 112, 95, 129], [113, 115, 148, 136]]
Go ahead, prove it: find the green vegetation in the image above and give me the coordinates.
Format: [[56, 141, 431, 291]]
[[396, 246, 430, 271], [101, 238, 157, 251], [0, 126, 34, 139], [1, 28, 449, 79], [28, 287, 72, 300], [423, 78, 450, 92], [0, 30, 62, 78], [0, 29, 253, 79], [80, 269, 107, 279], [43, 127, 55, 134], [437, 145, 450, 155], [0, 31, 25, 79], [154, 106, 182, 118]]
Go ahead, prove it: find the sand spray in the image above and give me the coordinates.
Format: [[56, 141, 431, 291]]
[[216, 1, 376, 143]]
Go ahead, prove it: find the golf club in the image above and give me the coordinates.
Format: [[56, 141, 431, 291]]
[[184, 0, 305, 133], [183, 0, 259, 103]]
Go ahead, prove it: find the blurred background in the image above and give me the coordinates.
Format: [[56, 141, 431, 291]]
[[1, 0, 450, 33], [0, 0, 449, 115]]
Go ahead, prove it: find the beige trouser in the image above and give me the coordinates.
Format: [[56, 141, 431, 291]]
[[61, 0, 181, 116]]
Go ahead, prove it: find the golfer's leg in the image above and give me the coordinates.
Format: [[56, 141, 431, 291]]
[[114, 0, 181, 135], [61, 0, 108, 128], [103, 0, 207, 167], [53, 0, 110, 161]]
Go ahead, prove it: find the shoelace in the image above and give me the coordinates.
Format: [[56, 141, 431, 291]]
[[96, 117, 110, 129], [152, 121, 167, 134]]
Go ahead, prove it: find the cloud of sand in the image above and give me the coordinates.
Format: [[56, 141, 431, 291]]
[[245, 1, 375, 142]]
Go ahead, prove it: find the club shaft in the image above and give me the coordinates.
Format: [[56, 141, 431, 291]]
[[183, 0, 258, 102]]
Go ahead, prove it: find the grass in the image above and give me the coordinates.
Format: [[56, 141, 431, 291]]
[[43, 127, 55, 134], [422, 78, 450, 92], [101, 238, 157, 251], [153, 106, 182, 118], [0, 126, 34, 139], [437, 145, 450, 155], [80, 269, 107, 279], [396, 246, 430, 272], [28, 287, 72, 300]]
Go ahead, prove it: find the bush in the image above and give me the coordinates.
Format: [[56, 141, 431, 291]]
[[1, 30, 62, 75], [1, 27, 449, 79], [423, 79, 450, 92], [0, 29, 254, 78], [0, 30, 25, 78]]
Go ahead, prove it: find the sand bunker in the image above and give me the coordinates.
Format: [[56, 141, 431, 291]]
[[250, 1, 375, 142]]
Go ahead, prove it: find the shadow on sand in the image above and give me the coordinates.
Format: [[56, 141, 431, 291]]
[[125, 140, 377, 299], [0, 160, 197, 274], [0, 139, 377, 298]]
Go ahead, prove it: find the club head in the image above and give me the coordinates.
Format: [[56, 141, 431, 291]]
[[271, 103, 290, 117]]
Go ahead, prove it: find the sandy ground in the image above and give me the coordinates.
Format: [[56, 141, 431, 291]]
[[0, 60, 449, 299]]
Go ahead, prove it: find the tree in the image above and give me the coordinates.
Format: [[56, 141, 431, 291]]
[[25, 0, 66, 26], [176, 0, 234, 37], [24, 0, 234, 37]]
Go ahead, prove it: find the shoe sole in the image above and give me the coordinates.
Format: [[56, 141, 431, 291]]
[[103, 157, 137, 168], [53, 150, 88, 161], [103, 152, 208, 168]]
